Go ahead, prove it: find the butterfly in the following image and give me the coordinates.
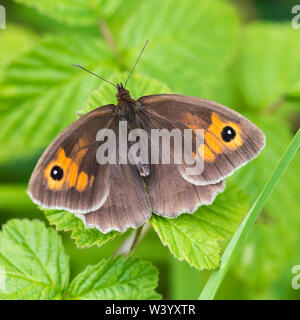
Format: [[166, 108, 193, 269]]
[[28, 43, 265, 234]]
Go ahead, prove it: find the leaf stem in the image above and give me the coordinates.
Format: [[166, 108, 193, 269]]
[[199, 129, 300, 300], [129, 225, 144, 253]]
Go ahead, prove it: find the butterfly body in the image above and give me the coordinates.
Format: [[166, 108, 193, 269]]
[[28, 84, 265, 233]]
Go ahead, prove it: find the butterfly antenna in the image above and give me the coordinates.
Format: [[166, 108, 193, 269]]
[[124, 40, 149, 88], [72, 64, 117, 88]]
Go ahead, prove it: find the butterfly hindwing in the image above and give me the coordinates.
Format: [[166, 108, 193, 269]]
[[77, 120, 152, 233], [144, 162, 225, 217]]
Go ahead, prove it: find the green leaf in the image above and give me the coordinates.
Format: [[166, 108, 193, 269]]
[[115, 0, 239, 97], [0, 219, 69, 300], [0, 34, 117, 163], [14, 0, 121, 26], [66, 255, 161, 300], [150, 184, 249, 271], [44, 209, 118, 249], [237, 22, 300, 110]]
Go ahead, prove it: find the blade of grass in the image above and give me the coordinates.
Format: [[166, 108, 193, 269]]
[[199, 129, 300, 300]]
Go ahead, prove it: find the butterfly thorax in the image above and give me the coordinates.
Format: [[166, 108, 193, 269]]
[[116, 84, 138, 123]]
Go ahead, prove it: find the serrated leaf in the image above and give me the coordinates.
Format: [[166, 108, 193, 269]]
[[0, 34, 117, 163], [66, 255, 161, 300], [14, 0, 121, 26], [44, 209, 118, 249], [237, 22, 300, 110], [116, 0, 239, 97], [150, 184, 249, 271], [0, 219, 69, 300]]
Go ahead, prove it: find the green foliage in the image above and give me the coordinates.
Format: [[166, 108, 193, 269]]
[[216, 23, 300, 292], [44, 209, 118, 249], [200, 129, 300, 299], [0, 35, 116, 163], [0, 0, 299, 300], [0, 24, 37, 79], [151, 184, 249, 271], [236, 23, 300, 110], [67, 255, 161, 300], [0, 220, 160, 300], [230, 116, 300, 289], [0, 219, 69, 300], [114, 0, 239, 96], [0, 0, 239, 164], [15, 0, 121, 26]]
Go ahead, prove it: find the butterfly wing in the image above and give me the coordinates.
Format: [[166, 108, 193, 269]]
[[76, 120, 152, 233], [79, 163, 152, 233], [144, 162, 225, 217], [137, 94, 265, 186], [28, 105, 115, 213]]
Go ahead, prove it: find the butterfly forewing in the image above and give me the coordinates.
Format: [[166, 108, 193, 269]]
[[137, 94, 265, 186], [28, 105, 115, 213]]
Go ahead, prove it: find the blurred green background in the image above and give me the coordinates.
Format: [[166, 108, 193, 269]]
[[0, 0, 299, 299]]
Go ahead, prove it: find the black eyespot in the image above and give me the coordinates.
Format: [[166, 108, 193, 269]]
[[50, 165, 64, 181], [221, 126, 236, 142]]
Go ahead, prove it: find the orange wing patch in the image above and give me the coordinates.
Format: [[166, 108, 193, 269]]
[[188, 112, 242, 163], [77, 172, 88, 192], [209, 113, 242, 150], [44, 140, 91, 192], [44, 149, 71, 190]]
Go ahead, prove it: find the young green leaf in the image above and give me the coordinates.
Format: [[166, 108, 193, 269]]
[[150, 184, 249, 271], [44, 209, 118, 249], [0, 219, 69, 300], [66, 255, 161, 300], [14, 0, 121, 26]]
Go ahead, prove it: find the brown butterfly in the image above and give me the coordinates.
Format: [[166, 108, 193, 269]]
[[28, 43, 265, 233]]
